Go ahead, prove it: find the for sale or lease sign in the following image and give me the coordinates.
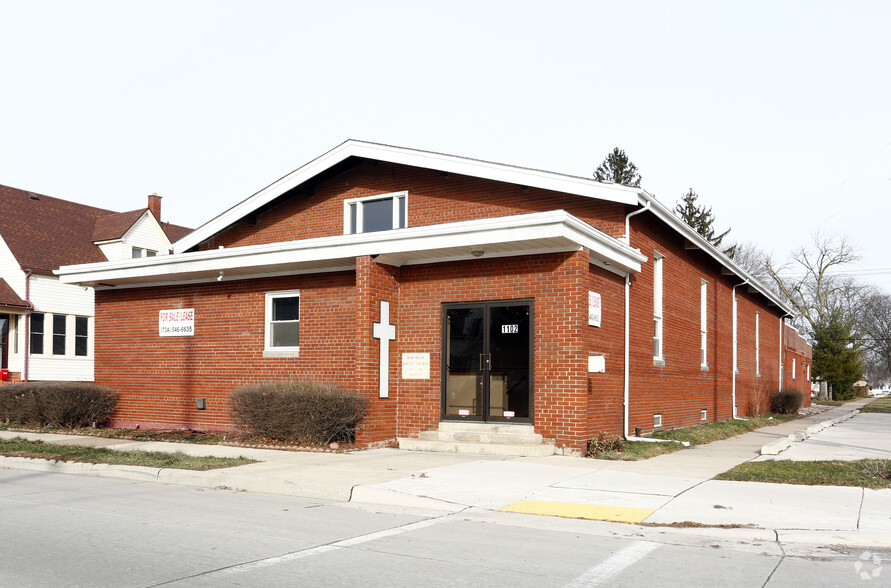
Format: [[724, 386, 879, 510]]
[[159, 308, 195, 337]]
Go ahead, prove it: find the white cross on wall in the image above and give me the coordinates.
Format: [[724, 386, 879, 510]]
[[372, 300, 396, 398]]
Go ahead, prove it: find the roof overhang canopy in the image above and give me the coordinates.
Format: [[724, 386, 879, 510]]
[[56, 211, 646, 290]]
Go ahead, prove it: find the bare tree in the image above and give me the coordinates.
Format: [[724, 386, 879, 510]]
[[730, 241, 773, 290], [765, 232, 866, 398], [765, 232, 864, 335], [858, 289, 891, 388]]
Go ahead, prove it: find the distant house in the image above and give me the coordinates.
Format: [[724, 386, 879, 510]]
[[0, 186, 191, 383]]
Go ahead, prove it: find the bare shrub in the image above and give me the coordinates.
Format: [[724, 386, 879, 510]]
[[769, 389, 804, 414], [0, 382, 117, 428], [584, 432, 624, 458], [229, 381, 368, 445]]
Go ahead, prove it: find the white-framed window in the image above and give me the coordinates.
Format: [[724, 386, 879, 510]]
[[755, 312, 761, 376], [653, 413, 662, 429], [75, 316, 89, 357], [792, 357, 797, 380], [701, 409, 707, 422], [806, 362, 810, 382], [700, 279, 707, 369], [132, 247, 157, 258], [30, 312, 44, 355], [653, 253, 664, 364], [343, 191, 407, 235], [264, 290, 300, 356], [52, 314, 66, 356], [12, 314, 18, 354]]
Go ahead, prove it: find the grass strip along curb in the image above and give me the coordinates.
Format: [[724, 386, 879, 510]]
[[0, 437, 256, 471], [716, 459, 891, 490], [595, 413, 799, 461], [860, 397, 891, 414]]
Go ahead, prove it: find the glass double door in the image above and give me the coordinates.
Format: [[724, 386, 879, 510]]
[[442, 301, 532, 423]]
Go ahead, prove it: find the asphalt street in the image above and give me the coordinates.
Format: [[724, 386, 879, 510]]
[[0, 469, 883, 587]]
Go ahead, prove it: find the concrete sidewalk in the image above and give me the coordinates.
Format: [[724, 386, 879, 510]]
[[2, 398, 888, 549]]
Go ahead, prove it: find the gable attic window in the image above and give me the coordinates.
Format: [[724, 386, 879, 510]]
[[344, 191, 407, 234], [132, 247, 157, 258], [264, 290, 300, 357]]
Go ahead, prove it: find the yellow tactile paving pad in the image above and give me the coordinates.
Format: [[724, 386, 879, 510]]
[[501, 500, 655, 523]]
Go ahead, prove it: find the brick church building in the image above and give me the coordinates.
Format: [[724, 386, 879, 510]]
[[58, 141, 809, 454]]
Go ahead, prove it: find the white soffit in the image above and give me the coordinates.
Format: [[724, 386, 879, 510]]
[[173, 140, 642, 253], [57, 211, 645, 289]]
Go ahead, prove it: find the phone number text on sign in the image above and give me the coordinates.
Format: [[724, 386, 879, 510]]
[[159, 308, 195, 337]]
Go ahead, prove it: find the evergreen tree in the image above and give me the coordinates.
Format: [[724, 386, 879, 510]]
[[674, 189, 735, 257], [593, 147, 641, 187], [811, 311, 864, 400]]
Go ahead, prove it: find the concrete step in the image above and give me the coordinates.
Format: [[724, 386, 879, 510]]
[[397, 437, 555, 457], [418, 430, 544, 445], [436, 422, 536, 435]]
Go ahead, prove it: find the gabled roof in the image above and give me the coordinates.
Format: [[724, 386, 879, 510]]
[[169, 139, 792, 314], [0, 184, 112, 273], [0, 277, 28, 310], [174, 140, 642, 253], [91, 209, 193, 244], [0, 184, 193, 274], [92, 209, 146, 242]]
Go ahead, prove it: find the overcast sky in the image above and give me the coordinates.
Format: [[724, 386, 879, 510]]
[[2, 1, 889, 290]]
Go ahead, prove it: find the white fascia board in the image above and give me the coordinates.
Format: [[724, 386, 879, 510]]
[[173, 140, 642, 253], [59, 211, 645, 286], [638, 192, 794, 315]]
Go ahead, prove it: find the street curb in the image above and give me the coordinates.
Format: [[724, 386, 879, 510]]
[[0, 456, 354, 502], [349, 485, 465, 512], [760, 408, 860, 456]]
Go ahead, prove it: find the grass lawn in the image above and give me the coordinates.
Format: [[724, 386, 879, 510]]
[[0, 437, 256, 470], [716, 459, 891, 490], [592, 413, 799, 460], [861, 397, 891, 414]]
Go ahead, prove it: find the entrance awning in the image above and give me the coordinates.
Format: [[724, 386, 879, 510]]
[[56, 211, 646, 289]]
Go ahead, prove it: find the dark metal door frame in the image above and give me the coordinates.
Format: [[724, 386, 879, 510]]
[[440, 299, 534, 423]]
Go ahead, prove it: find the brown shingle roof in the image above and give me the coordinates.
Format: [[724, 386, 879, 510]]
[[92, 209, 146, 242], [161, 222, 193, 244], [0, 184, 194, 273], [0, 277, 28, 310], [0, 185, 111, 273]]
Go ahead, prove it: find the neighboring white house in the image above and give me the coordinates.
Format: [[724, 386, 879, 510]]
[[0, 186, 191, 383]]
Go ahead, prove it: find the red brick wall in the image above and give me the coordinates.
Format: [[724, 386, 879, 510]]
[[91, 160, 794, 451], [624, 214, 786, 435], [392, 250, 593, 449], [199, 162, 627, 250], [95, 272, 355, 430], [783, 326, 813, 405]]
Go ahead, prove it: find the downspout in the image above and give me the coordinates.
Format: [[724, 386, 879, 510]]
[[622, 200, 650, 439], [732, 279, 749, 419], [779, 317, 785, 392], [23, 269, 33, 382]]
